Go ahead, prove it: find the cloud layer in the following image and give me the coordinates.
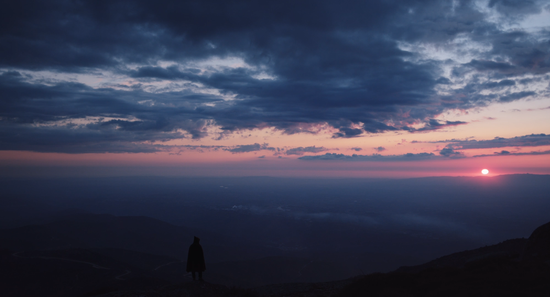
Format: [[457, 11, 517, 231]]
[[1, 0, 549, 153], [445, 134, 550, 150], [299, 152, 437, 161]]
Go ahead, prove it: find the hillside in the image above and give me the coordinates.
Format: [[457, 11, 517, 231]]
[[339, 221, 550, 297], [0, 214, 352, 296], [1, 217, 550, 296], [89, 220, 550, 296]]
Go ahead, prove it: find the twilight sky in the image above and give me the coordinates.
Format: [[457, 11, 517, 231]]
[[0, 0, 549, 177]]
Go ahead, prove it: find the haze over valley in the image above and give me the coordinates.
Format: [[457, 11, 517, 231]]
[[2, 175, 549, 291]]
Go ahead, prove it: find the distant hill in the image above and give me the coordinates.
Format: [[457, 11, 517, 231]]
[[339, 219, 550, 297], [395, 238, 527, 273], [522, 221, 550, 263]]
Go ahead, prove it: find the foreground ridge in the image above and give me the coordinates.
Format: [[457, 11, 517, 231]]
[[90, 221, 550, 296]]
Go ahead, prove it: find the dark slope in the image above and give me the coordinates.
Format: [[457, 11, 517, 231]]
[[0, 246, 351, 296], [2, 210, 550, 296], [522, 221, 550, 263], [396, 238, 527, 273], [339, 219, 550, 297], [0, 214, 354, 296], [207, 256, 350, 288], [0, 248, 173, 297]]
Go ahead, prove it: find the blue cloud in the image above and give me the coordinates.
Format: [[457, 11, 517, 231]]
[[299, 152, 437, 161], [0, 1, 548, 153]]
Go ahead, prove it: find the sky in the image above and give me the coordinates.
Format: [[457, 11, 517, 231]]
[[0, 0, 549, 178]]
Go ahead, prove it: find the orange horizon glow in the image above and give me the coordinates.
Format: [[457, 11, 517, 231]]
[[1, 150, 548, 178]]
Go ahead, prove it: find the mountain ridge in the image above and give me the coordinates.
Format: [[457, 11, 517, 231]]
[[1, 214, 550, 296]]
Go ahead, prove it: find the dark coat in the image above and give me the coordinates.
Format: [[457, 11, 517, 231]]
[[186, 236, 206, 272]]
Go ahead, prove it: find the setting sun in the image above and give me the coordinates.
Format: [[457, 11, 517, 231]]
[[482, 169, 489, 175]]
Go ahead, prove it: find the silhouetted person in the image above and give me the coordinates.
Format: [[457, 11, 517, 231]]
[[187, 236, 206, 281]]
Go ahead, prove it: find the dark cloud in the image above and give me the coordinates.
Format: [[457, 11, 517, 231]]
[[414, 119, 468, 132], [481, 79, 516, 89], [446, 134, 550, 149], [465, 60, 517, 73], [499, 91, 536, 102], [469, 31, 550, 77], [439, 147, 465, 158], [285, 146, 327, 156], [131, 66, 201, 81], [0, 72, 218, 152], [332, 128, 366, 138], [299, 152, 437, 161], [225, 143, 275, 153], [488, 0, 544, 16], [375, 147, 386, 152], [473, 150, 550, 157], [0, 126, 167, 153], [175, 145, 227, 152], [0, 0, 548, 152], [351, 147, 362, 152]]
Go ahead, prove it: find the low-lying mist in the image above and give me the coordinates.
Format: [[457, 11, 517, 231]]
[[1, 174, 549, 274]]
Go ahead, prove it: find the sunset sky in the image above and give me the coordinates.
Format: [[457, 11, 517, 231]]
[[1, 0, 549, 178]]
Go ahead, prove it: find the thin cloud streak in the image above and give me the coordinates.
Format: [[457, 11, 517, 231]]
[[446, 134, 550, 150], [299, 152, 438, 162], [473, 150, 550, 158]]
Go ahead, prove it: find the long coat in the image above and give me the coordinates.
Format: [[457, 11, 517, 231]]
[[186, 236, 206, 272]]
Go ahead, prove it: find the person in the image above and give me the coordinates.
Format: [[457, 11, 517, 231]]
[[186, 236, 206, 281]]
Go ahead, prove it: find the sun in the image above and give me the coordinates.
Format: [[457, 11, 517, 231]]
[[481, 169, 489, 175]]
